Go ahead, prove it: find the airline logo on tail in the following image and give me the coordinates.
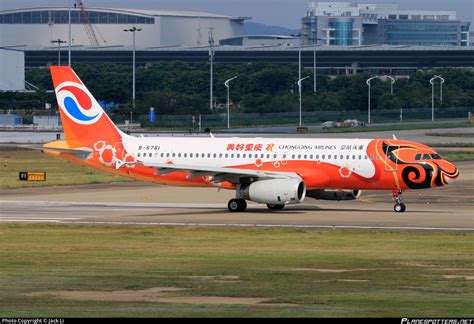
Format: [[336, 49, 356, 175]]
[[55, 81, 103, 125]]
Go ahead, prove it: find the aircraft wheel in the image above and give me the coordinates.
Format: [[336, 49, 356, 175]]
[[228, 198, 247, 212], [394, 203, 406, 213], [267, 204, 285, 210]]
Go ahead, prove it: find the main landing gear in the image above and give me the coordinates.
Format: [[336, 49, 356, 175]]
[[266, 204, 285, 210], [393, 190, 406, 213], [228, 198, 247, 212]]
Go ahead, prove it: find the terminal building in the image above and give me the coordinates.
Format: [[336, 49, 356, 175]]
[[0, 7, 249, 48], [0, 48, 25, 91], [301, 2, 470, 46]]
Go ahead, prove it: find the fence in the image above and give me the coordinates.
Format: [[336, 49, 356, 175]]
[[138, 107, 473, 130]]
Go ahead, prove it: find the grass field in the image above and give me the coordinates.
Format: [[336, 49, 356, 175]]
[[439, 151, 474, 162], [0, 225, 472, 317], [0, 147, 132, 189]]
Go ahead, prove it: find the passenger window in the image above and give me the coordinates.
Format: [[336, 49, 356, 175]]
[[149, 153, 152, 157], [172, 153, 175, 157], [231, 154, 234, 158], [415, 153, 421, 161], [207, 153, 211, 158], [352, 155, 355, 160], [316, 155, 319, 159], [166, 153, 170, 157], [190, 153, 193, 158], [213, 153, 216, 158], [160, 153, 164, 157], [322, 155, 325, 159], [137, 153, 141, 157], [283, 154, 287, 159], [225, 154, 228, 158], [327, 155, 331, 159], [358, 155, 361, 160], [304, 154, 307, 159], [292, 154, 295, 159], [237, 154, 240, 158], [184, 153, 187, 158], [267, 154, 270, 159], [298, 154, 301, 159], [219, 153, 222, 158], [423, 154, 431, 160], [273, 154, 277, 159], [178, 153, 181, 158]]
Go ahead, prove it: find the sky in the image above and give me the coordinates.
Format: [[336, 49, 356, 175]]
[[1, 0, 473, 29]]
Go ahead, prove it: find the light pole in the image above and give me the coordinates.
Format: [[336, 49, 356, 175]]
[[51, 39, 67, 66], [68, 1, 72, 66], [297, 76, 310, 126], [386, 75, 396, 95], [123, 27, 142, 110], [311, 39, 323, 94], [291, 33, 306, 92], [366, 75, 396, 124], [224, 76, 238, 129], [209, 27, 215, 111], [366, 76, 377, 124], [430, 75, 445, 122]]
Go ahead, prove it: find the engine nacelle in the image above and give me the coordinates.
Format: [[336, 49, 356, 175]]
[[306, 189, 362, 201], [241, 179, 306, 205]]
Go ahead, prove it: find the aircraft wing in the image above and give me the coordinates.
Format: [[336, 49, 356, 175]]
[[119, 161, 301, 184]]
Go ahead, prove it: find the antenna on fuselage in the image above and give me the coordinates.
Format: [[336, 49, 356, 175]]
[[393, 134, 397, 140]]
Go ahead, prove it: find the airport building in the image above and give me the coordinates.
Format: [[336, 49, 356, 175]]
[[0, 48, 25, 91], [0, 7, 249, 48], [301, 2, 470, 46]]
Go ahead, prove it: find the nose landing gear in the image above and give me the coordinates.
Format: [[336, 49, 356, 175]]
[[393, 190, 406, 213]]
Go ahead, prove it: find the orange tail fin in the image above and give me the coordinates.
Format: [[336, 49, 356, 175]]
[[50, 66, 125, 148]]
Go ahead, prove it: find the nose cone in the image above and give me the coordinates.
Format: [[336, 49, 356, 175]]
[[441, 162, 459, 185]]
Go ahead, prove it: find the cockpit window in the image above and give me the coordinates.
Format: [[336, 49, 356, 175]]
[[423, 154, 431, 160], [415, 153, 422, 161], [431, 153, 442, 160]]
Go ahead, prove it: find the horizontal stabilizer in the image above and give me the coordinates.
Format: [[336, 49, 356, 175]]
[[42, 141, 93, 160]]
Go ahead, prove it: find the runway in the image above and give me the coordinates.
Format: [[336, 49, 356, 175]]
[[1, 161, 472, 231]]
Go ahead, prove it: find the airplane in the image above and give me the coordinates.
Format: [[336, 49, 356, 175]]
[[43, 66, 459, 213]]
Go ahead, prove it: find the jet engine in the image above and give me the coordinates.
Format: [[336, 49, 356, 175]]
[[306, 189, 362, 201], [241, 179, 306, 205]]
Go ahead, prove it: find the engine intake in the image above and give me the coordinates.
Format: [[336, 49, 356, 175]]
[[241, 178, 306, 205], [306, 189, 361, 201]]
